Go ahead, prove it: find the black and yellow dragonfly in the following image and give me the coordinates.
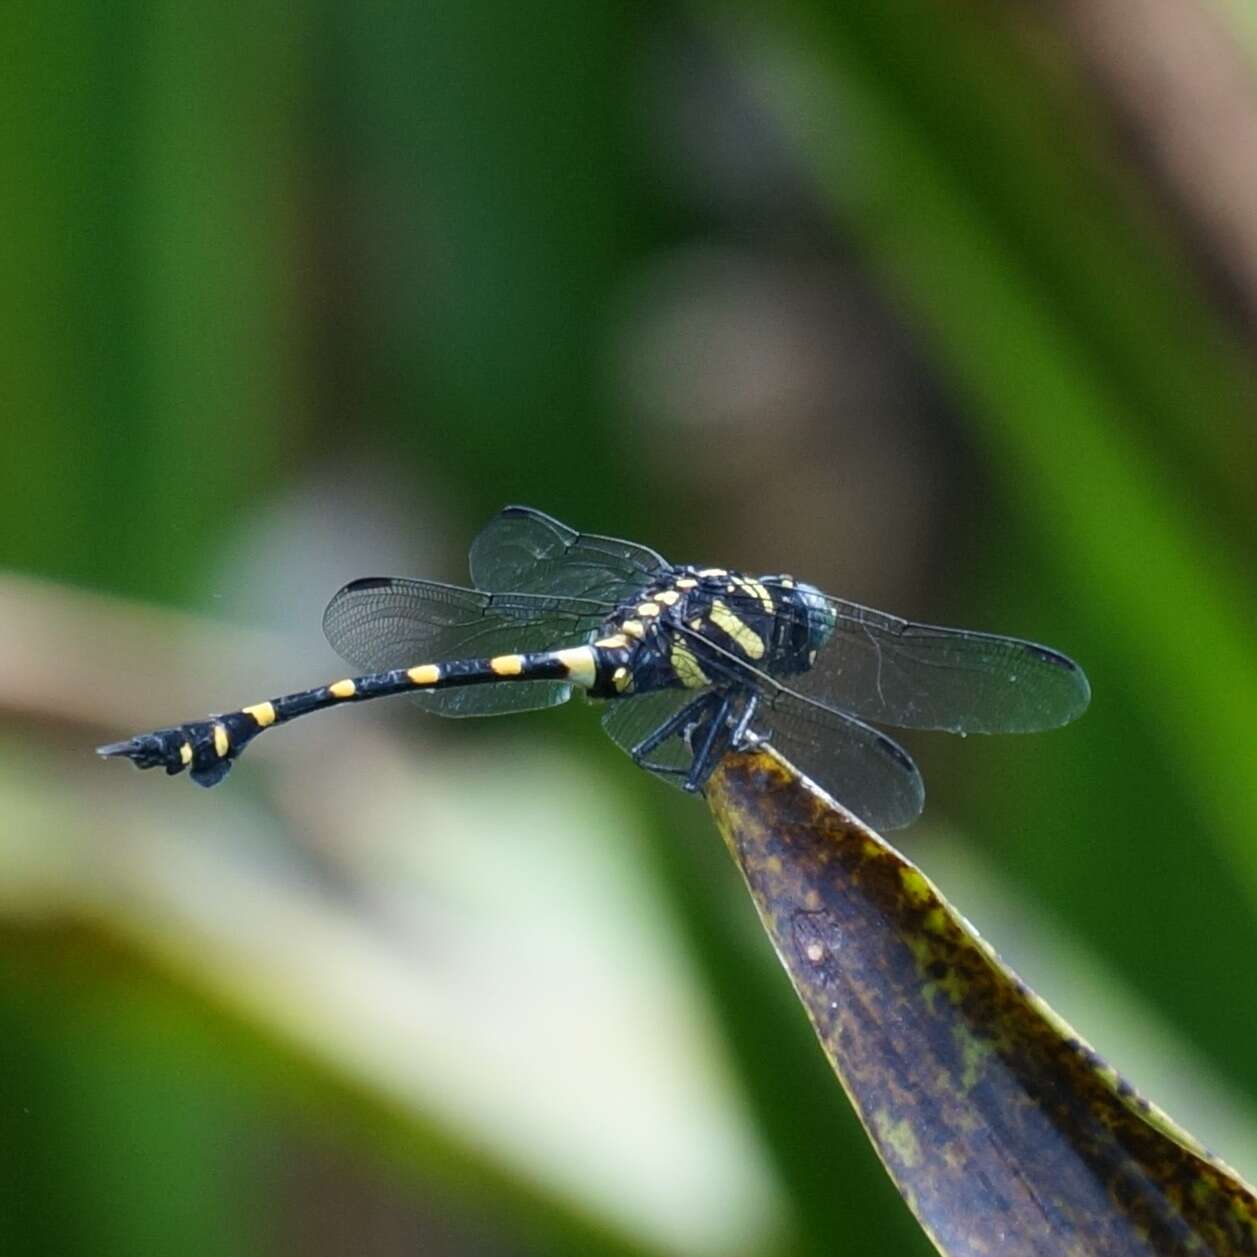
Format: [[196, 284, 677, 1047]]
[[98, 505, 1090, 829]]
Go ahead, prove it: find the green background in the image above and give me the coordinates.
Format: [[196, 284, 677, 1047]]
[[3, 4, 1257, 1255]]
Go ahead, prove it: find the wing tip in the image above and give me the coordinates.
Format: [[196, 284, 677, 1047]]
[[340, 576, 395, 593], [321, 576, 398, 651], [874, 730, 917, 774], [493, 504, 562, 529], [1069, 666, 1092, 720], [1029, 644, 1092, 723], [1026, 642, 1079, 672], [869, 731, 926, 830]]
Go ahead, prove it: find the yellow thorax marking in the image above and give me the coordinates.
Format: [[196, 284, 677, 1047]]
[[675, 576, 698, 590], [621, 619, 645, 639], [179, 741, 193, 765], [730, 575, 774, 614], [670, 640, 708, 689], [408, 664, 441, 685], [744, 578, 775, 615], [553, 646, 597, 688], [709, 599, 766, 659], [243, 701, 276, 728], [212, 722, 230, 757], [655, 589, 680, 606], [636, 602, 660, 618], [696, 568, 726, 578], [612, 666, 632, 693], [329, 678, 357, 699], [595, 634, 628, 650], [490, 654, 525, 676]]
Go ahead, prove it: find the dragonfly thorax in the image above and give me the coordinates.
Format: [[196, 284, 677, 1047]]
[[587, 566, 829, 700]]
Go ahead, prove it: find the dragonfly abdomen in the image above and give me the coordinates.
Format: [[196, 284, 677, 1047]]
[[98, 645, 607, 787]]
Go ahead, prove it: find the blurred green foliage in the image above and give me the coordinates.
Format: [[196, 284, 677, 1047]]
[[3, 3, 1257, 1255]]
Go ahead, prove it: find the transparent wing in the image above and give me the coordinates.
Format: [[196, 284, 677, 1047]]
[[322, 577, 605, 716], [600, 689, 702, 784], [609, 624, 925, 828], [469, 505, 670, 604], [600, 679, 924, 828], [755, 691, 925, 831], [762, 582, 1090, 734]]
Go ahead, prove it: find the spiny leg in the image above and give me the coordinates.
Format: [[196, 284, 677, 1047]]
[[629, 691, 720, 777], [682, 693, 733, 793], [728, 692, 759, 749], [98, 646, 597, 787], [684, 690, 758, 794]]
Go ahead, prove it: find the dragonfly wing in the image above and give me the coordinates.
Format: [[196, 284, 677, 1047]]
[[469, 505, 670, 604], [662, 619, 925, 829], [755, 691, 925, 831], [322, 577, 605, 716], [600, 689, 704, 786], [763, 583, 1091, 734]]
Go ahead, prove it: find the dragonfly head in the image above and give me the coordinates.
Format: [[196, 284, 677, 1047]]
[[794, 582, 836, 657]]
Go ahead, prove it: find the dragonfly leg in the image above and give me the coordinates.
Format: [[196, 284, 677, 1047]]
[[629, 693, 717, 763], [632, 761, 690, 779], [683, 692, 735, 793], [728, 692, 759, 749], [684, 689, 763, 793]]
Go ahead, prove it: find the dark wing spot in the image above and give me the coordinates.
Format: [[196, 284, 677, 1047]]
[[341, 576, 396, 593], [875, 732, 917, 773], [1026, 643, 1079, 671]]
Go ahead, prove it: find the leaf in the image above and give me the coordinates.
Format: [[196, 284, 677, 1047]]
[[706, 745, 1257, 1256]]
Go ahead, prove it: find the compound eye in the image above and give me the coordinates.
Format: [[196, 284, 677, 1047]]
[[796, 583, 836, 652]]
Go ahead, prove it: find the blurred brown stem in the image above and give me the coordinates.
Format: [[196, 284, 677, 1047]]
[[1054, 0, 1257, 338]]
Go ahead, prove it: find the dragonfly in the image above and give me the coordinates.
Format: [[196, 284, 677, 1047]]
[[98, 505, 1090, 830]]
